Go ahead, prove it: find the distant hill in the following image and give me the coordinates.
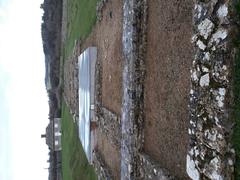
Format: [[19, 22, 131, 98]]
[[41, 0, 62, 118], [41, 0, 62, 92]]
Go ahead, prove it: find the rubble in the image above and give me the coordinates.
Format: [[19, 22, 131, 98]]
[[188, 0, 235, 179]]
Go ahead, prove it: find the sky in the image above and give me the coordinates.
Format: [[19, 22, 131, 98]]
[[0, 0, 49, 179]]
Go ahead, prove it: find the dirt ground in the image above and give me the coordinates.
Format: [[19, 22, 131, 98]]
[[143, 0, 193, 179], [93, 1, 123, 177], [96, 129, 121, 179]]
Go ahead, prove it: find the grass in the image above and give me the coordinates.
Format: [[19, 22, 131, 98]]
[[60, 0, 99, 87], [64, 0, 99, 59], [61, 101, 97, 180]]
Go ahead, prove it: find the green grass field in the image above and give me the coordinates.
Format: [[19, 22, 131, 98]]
[[60, 0, 99, 88], [64, 0, 99, 59], [61, 102, 97, 180]]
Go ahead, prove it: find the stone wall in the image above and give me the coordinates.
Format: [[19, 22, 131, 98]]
[[121, 0, 147, 179], [187, 0, 235, 179], [63, 39, 80, 117]]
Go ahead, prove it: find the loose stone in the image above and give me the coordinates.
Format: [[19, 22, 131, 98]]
[[200, 73, 210, 87], [198, 18, 214, 39], [203, 157, 223, 180], [187, 154, 200, 180], [196, 40, 207, 50], [217, 4, 228, 19], [209, 29, 228, 47]]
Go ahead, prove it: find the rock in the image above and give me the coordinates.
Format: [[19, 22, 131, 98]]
[[190, 89, 194, 95], [203, 157, 223, 180], [217, 4, 228, 18], [228, 159, 233, 166], [202, 66, 209, 73], [198, 18, 214, 39], [203, 52, 210, 61], [191, 70, 199, 82], [218, 88, 225, 96], [194, 4, 203, 19], [194, 3, 208, 22], [200, 73, 210, 87], [192, 34, 198, 43], [209, 29, 228, 48], [215, 88, 225, 108], [217, 4, 228, 24], [203, 128, 225, 152], [196, 40, 206, 50], [153, 168, 157, 175], [186, 154, 200, 180]]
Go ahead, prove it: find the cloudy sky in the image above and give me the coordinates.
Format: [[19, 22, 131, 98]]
[[0, 0, 49, 179]]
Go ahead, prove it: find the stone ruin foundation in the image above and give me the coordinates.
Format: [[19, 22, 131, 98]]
[[75, 0, 240, 179]]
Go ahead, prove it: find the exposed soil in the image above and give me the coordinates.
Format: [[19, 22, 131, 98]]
[[96, 129, 121, 180], [143, 0, 193, 179]]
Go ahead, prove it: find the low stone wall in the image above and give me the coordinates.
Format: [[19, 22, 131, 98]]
[[139, 153, 176, 180], [92, 150, 113, 180], [95, 49, 103, 121], [187, 0, 235, 179], [121, 0, 147, 179], [63, 39, 80, 116]]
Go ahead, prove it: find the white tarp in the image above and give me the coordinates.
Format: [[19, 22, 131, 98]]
[[78, 47, 97, 162]]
